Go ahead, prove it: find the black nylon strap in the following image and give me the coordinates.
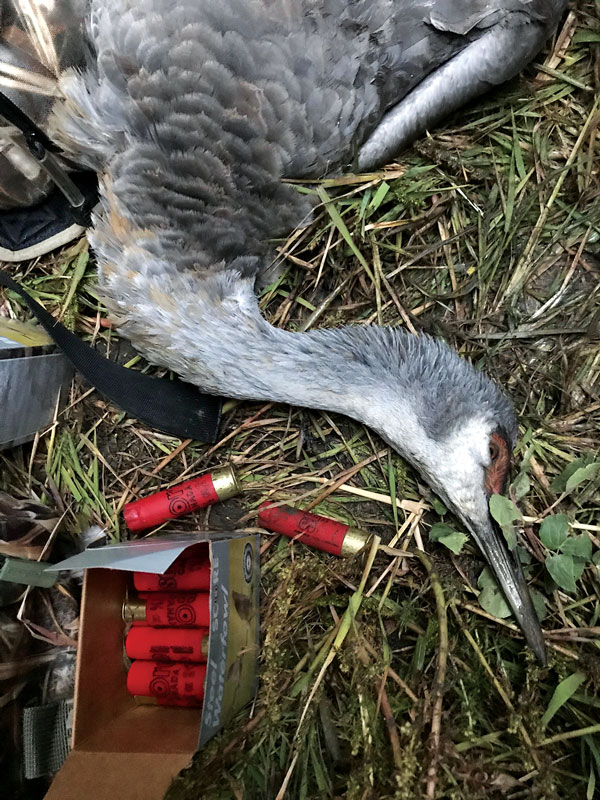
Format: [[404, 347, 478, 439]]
[[0, 270, 222, 442]]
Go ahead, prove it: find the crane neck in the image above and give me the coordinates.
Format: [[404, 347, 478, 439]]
[[94, 230, 514, 462], [103, 264, 415, 443]]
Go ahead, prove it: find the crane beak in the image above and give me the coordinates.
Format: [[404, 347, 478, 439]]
[[466, 515, 547, 666]]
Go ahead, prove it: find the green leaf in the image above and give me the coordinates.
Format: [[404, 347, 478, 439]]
[[586, 734, 600, 777], [546, 553, 579, 593], [431, 497, 447, 516], [518, 545, 532, 566], [572, 557, 587, 582], [429, 523, 468, 555], [586, 762, 596, 800], [489, 494, 521, 526], [541, 672, 586, 729], [502, 525, 517, 551], [530, 588, 547, 622], [478, 568, 511, 618], [438, 532, 469, 555], [565, 463, 600, 493], [479, 584, 512, 619], [477, 566, 497, 590], [316, 185, 375, 282], [429, 523, 456, 542], [489, 495, 520, 551], [369, 181, 390, 211], [551, 455, 596, 493], [560, 534, 592, 561], [539, 514, 569, 550], [573, 30, 600, 44], [512, 471, 530, 501], [60, 247, 90, 315]]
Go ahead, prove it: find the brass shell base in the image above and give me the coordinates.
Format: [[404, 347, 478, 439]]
[[340, 527, 372, 557], [211, 464, 241, 501]]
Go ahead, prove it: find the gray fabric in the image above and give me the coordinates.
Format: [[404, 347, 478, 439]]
[[22, 699, 72, 779]]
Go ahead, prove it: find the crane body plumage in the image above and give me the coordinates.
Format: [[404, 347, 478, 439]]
[[44, 0, 569, 661]]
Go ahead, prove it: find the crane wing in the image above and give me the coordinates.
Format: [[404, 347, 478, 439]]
[[427, 0, 546, 35], [358, 0, 567, 169]]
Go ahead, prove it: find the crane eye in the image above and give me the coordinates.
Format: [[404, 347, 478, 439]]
[[489, 440, 500, 462], [486, 433, 510, 494]]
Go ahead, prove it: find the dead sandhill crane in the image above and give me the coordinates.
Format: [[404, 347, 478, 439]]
[[1, 0, 568, 663]]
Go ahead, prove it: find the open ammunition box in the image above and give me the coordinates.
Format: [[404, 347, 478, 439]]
[[44, 533, 260, 800]]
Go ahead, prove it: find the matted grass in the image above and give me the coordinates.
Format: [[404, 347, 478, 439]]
[[1, 3, 599, 798]]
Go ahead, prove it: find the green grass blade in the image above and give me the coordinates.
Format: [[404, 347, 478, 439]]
[[541, 672, 587, 730]]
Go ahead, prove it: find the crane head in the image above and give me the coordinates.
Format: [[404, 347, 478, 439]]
[[418, 417, 546, 666], [356, 328, 546, 664]]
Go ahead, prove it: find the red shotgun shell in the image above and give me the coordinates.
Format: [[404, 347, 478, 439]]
[[257, 501, 372, 557], [125, 627, 209, 663], [123, 465, 240, 531], [122, 592, 210, 627], [132, 695, 202, 707], [133, 545, 211, 592], [127, 661, 207, 704]]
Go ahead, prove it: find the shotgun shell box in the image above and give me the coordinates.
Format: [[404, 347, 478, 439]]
[[123, 465, 241, 531], [258, 501, 372, 557], [44, 532, 259, 800]]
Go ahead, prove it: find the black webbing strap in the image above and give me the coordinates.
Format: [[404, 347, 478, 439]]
[[0, 270, 222, 442], [0, 90, 93, 225]]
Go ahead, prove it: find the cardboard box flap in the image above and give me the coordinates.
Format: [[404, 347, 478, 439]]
[[45, 750, 193, 800], [46, 531, 251, 573]]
